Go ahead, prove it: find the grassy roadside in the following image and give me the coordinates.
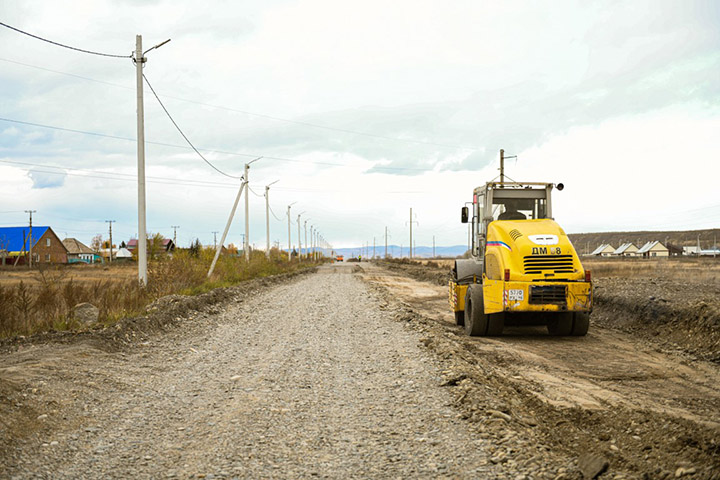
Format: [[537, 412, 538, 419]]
[[0, 249, 318, 339]]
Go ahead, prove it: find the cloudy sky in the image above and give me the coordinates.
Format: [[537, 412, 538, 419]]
[[1, 0, 719, 251]]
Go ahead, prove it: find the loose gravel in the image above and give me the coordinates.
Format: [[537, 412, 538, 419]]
[[4, 265, 504, 479]]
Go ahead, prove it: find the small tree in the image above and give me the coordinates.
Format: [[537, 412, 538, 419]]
[[148, 233, 165, 259], [189, 238, 201, 257], [120, 240, 127, 249], [91, 234, 103, 252]]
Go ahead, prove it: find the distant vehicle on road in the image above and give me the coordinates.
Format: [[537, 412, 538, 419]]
[[335, 255, 344, 262]]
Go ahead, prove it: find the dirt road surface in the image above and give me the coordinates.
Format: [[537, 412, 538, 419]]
[[1, 263, 719, 479], [2, 265, 504, 479]]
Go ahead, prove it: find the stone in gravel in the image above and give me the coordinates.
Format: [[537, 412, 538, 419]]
[[675, 467, 696, 477], [487, 410, 512, 422], [578, 453, 609, 479], [72, 303, 99, 325], [37, 414, 48, 420]]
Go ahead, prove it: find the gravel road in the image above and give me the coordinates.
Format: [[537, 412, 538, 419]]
[[3, 264, 504, 479]]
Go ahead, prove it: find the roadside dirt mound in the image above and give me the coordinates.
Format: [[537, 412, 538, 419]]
[[593, 277, 720, 363], [378, 259, 450, 286]]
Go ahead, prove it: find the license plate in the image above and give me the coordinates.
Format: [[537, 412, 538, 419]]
[[507, 289, 524, 301]]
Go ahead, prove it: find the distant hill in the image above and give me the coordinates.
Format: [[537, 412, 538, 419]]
[[331, 228, 720, 259], [568, 228, 719, 255], [332, 245, 468, 259]]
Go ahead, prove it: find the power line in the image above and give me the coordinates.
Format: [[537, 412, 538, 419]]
[[0, 159, 238, 187], [247, 185, 265, 198], [0, 159, 432, 194], [0, 116, 436, 172], [0, 21, 131, 59], [142, 73, 243, 180], [268, 204, 284, 222], [0, 55, 478, 151]]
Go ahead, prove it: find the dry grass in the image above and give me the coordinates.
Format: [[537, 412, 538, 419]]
[[0, 249, 314, 338], [583, 256, 720, 284], [382, 256, 720, 285]]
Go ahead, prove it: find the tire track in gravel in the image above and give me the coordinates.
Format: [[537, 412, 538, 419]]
[[4, 264, 502, 479]]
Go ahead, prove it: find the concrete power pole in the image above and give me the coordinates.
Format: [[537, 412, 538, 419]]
[[213, 231, 218, 249], [297, 213, 304, 261], [107, 220, 116, 263], [407, 208, 419, 259], [385, 226, 388, 259], [25, 210, 36, 268], [304, 220, 309, 261], [135, 35, 148, 286], [244, 163, 250, 261], [134, 35, 170, 285], [265, 180, 278, 258], [286, 203, 296, 258]]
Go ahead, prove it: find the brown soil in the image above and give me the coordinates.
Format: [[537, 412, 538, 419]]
[[362, 260, 720, 479]]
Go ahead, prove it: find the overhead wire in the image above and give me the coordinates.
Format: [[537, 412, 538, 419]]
[[267, 204, 284, 222], [0, 56, 479, 152], [142, 73, 243, 180], [0, 117, 434, 173], [0, 21, 132, 59], [0, 159, 431, 194], [247, 186, 265, 198]]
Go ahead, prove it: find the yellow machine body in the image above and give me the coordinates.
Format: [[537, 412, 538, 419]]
[[449, 218, 592, 315]]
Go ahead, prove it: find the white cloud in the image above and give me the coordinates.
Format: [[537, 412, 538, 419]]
[[0, 0, 718, 248]]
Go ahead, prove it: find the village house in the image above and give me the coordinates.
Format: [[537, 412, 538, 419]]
[[637, 241, 669, 257], [613, 243, 639, 256], [0, 226, 68, 265], [590, 244, 615, 256], [63, 237, 101, 264], [127, 238, 176, 257]]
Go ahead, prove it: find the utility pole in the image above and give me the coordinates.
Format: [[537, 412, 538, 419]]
[[297, 212, 305, 261], [106, 220, 116, 263], [213, 231, 218, 249], [171, 225, 179, 249], [287, 203, 296, 258], [410, 208, 413, 259], [135, 35, 147, 285], [499, 148, 516, 184], [373, 237, 376, 259], [385, 226, 388, 259], [500, 148, 505, 184], [265, 180, 278, 258], [433, 235, 435, 258], [244, 163, 250, 261], [407, 208, 419, 259], [304, 220, 309, 261], [134, 34, 170, 286], [25, 210, 36, 268]]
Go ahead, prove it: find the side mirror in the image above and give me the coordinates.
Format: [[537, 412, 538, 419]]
[[556, 183, 564, 191], [461, 206, 469, 223]]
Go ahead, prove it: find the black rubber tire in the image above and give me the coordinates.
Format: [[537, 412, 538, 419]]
[[454, 310, 465, 326], [547, 312, 573, 336], [486, 312, 505, 336], [464, 286, 488, 336], [571, 312, 590, 336]]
